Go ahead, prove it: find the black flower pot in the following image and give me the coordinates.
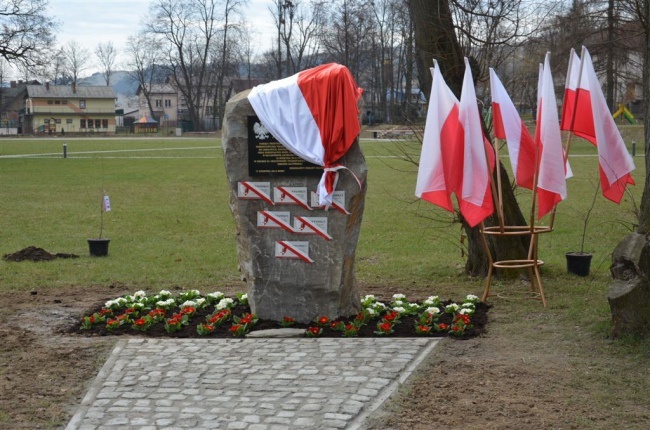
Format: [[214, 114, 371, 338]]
[[88, 239, 110, 257], [566, 252, 592, 276]]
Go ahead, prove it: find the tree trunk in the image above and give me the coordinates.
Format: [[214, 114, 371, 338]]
[[408, 0, 529, 277], [638, 0, 650, 234]]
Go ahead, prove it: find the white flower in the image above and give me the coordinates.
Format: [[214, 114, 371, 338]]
[[195, 298, 207, 308], [423, 295, 441, 306], [240, 293, 248, 301], [392, 293, 406, 300], [393, 299, 404, 307], [181, 300, 197, 308], [462, 302, 475, 309], [104, 299, 117, 309], [465, 294, 480, 303], [131, 302, 144, 310], [362, 294, 375, 302], [158, 290, 172, 298], [372, 302, 387, 311], [156, 298, 176, 309], [365, 307, 376, 316], [392, 306, 406, 314], [425, 306, 441, 316], [459, 308, 473, 315], [216, 298, 234, 310], [445, 303, 460, 313], [207, 292, 225, 301], [133, 290, 146, 298]]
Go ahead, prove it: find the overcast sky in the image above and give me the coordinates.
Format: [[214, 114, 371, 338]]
[[48, 0, 276, 76]]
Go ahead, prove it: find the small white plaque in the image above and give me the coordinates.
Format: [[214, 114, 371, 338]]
[[310, 191, 349, 214], [273, 186, 311, 210], [275, 241, 313, 263], [238, 182, 273, 204], [293, 216, 332, 241], [257, 211, 292, 231]]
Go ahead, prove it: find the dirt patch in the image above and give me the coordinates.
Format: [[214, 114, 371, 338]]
[[2, 246, 79, 262]]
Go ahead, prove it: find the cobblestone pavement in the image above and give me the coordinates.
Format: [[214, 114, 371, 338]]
[[66, 337, 439, 430]]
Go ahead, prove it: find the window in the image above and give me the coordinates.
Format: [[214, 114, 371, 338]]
[[80, 100, 86, 109], [155, 99, 162, 108], [80, 119, 86, 128], [165, 99, 171, 108], [55, 100, 61, 105], [102, 119, 108, 129], [47, 100, 53, 105], [95, 119, 101, 128], [44, 118, 50, 124], [62, 100, 68, 105], [55, 119, 61, 124], [88, 119, 93, 128]]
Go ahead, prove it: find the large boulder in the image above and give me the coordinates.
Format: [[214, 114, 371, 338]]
[[221, 90, 366, 323], [608, 232, 650, 338]]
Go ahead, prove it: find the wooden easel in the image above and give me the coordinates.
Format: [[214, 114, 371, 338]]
[[480, 136, 553, 307]]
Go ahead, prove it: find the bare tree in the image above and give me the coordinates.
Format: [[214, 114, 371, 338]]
[[0, 0, 57, 67], [63, 40, 90, 84], [145, 0, 223, 131], [125, 34, 164, 120], [95, 41, 118, 86]]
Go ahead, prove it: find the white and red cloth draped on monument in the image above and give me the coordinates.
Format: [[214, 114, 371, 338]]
[[247, 63, 363, 207]]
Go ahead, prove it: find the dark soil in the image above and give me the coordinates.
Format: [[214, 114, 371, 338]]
[[2, 246, 79, 262], [67, 301, 489, 339]]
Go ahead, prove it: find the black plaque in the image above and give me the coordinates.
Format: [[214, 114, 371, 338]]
[[248, 116, 321, 177]]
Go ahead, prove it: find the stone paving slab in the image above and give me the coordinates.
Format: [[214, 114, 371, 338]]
[[66, 338, 440, 430]]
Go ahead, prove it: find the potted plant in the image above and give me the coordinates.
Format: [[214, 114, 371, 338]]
[[88, 192, 111, 257], [565, 183, 599, 276]]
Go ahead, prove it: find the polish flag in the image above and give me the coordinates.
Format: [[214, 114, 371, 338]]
[[560, 48, 585, 135], [415, 61, 461, 213], [415, 59, 493, 227], [490, 68, 536, 190], [457, 57, 494, 227], [248, 63, 363, 206], [535, 53, 567, 219], [563, 47, 635, 203]]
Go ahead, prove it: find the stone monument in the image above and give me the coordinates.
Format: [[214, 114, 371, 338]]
[[221, 90, 366, 323]]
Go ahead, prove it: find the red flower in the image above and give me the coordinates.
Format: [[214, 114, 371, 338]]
[[383, 311, 398, 322], [379, 322, 392, 332], [308, 326, 321, 335], [239, 313, 253, 324], [417, 325, 430, 332], [438, 323, 448, 330], [318, 316, 329, 325], [180, 306, 195, 315], [134, 318, 147, 327], [124, 308, 137, 314], [283, 316, 295, 323], [345, 324, 354, 331], [229, 324, 243, 333]]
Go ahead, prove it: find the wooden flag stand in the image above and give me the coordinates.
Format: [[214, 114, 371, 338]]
[[480, 138, 553, 307]]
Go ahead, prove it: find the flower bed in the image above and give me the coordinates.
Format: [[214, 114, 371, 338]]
[[71, 290, 489, 339]]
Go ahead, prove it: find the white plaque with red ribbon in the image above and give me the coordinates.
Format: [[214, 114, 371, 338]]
[[274, 241, 313, 263], [237, 181, 273, 205], [310, 191, 349, 214], [273, 186, 311, 210], [257, 211, 293, 232], [293, 216, 332, 241]]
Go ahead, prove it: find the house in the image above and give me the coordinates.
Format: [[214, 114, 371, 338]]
[[0, 80, 38, 135], [135, 84, 180, 127], [23, 83, 117, 134]]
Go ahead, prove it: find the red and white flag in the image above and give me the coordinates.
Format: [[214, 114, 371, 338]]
[[535, 53, 567, 219], [415, 59, 493, 227], [457, 58, 494, 227], [415, 61, 462, 214], [248, 63, 363, 207], [562, 47, 635, 203], [490, 68, 536, 190]]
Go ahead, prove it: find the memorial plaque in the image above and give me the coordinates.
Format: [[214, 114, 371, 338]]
[[248, 116, 322, 176]]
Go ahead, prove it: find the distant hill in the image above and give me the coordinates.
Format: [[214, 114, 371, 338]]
[[79, 71, 139, 96]]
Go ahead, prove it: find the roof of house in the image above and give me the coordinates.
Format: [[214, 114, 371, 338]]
[[135, 83, 177, 96], [26, 85, 116, 99]]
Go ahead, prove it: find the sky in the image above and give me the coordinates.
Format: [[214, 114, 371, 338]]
[[47, 0, 276, 76]]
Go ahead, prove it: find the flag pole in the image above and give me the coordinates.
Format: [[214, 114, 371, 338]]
[[492, 138, 506, 232]]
